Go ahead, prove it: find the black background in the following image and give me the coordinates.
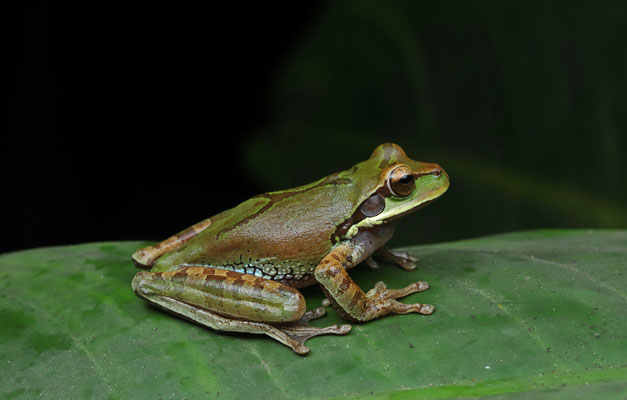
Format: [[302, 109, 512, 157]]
[[6, 2, 321, 253], [6, 1, 627, 254]]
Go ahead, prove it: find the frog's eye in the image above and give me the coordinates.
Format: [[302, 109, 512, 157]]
[[387, 165, 415, 197]]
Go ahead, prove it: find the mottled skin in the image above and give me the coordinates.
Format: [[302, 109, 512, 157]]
[[132, 143, 449, 354]]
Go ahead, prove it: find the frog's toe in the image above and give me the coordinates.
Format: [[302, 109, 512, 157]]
[[394, 280, 429, 297], [395, 254, 418, 271], [419, 304, 435, 315], [374, 281, 387, 291], [366, 280, 430, 301], [293, 344, 310, 355], [387, 300, 434, 316], [401, 261, 417, 271], [398, 251, 418, 263], [365, 256, 380, 270], [300, 307, 326, 323], [411, 280, 429, 292], [338, 324, 352, 334]]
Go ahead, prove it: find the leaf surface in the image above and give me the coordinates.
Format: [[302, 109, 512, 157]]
[[0, 230, 625, 399]]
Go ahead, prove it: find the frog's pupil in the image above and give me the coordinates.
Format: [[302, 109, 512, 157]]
[[399, 174, 413, 184]]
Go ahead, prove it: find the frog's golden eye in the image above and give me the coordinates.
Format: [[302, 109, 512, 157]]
[[387, 165, 415, 197]]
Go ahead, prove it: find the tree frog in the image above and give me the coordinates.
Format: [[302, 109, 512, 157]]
[[132, 143, 449, 354]]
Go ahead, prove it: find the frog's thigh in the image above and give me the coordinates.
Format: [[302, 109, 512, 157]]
[[132, 267, 350, 354], [132, 266, 305, 323]]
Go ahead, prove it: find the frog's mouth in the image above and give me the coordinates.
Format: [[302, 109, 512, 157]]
[[342, 183, 448, 240], [380, 196, 439, 222], [364, 187, 445, 223]]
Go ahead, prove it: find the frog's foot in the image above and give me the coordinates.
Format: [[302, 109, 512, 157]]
[[375, 248, 418, 271], [276, 307, 352, 354], [365, 280, 434, 315]]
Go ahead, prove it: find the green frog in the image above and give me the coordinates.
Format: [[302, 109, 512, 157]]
[[132, 143, 449, 354]]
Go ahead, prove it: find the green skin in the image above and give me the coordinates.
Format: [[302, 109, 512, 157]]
[[132, 143, 449, 354]]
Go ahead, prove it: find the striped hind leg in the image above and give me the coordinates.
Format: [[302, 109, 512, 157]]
[[132, 217, 212, 268], [132, 267, 351, 354]]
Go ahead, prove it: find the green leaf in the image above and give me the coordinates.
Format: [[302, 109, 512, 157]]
[[0, 230, 625, 399]]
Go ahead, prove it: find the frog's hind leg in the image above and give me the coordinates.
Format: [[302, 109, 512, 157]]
[[132, 218, 212, 268], [139, 296, 347, 355], [132, 267, 351, 354]]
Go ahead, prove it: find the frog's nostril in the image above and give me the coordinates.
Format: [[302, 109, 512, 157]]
[[433, 170, 441, 177]]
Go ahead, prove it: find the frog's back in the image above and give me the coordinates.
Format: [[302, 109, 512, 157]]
[[152, 173, 358, 286]]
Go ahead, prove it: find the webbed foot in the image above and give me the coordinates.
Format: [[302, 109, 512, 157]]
[[276, 307, 351, 354]]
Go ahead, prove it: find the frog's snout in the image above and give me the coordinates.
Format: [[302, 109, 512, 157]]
[[422, 163, 450, 194], [435, 165, 450, 183], [417, 163, 449, 183]]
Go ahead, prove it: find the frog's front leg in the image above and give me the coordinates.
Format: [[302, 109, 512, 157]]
[[315, 243, 433, 322], [132, 267, 350, 354]]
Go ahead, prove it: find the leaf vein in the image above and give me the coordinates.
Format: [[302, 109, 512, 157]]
[[475, 251, 626, 301]]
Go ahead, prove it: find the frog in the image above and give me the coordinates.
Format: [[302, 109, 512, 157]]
[[131, 143, 449, 354]]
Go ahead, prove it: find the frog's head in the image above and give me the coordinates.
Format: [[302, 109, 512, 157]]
[[338, 143, 449, 239]]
